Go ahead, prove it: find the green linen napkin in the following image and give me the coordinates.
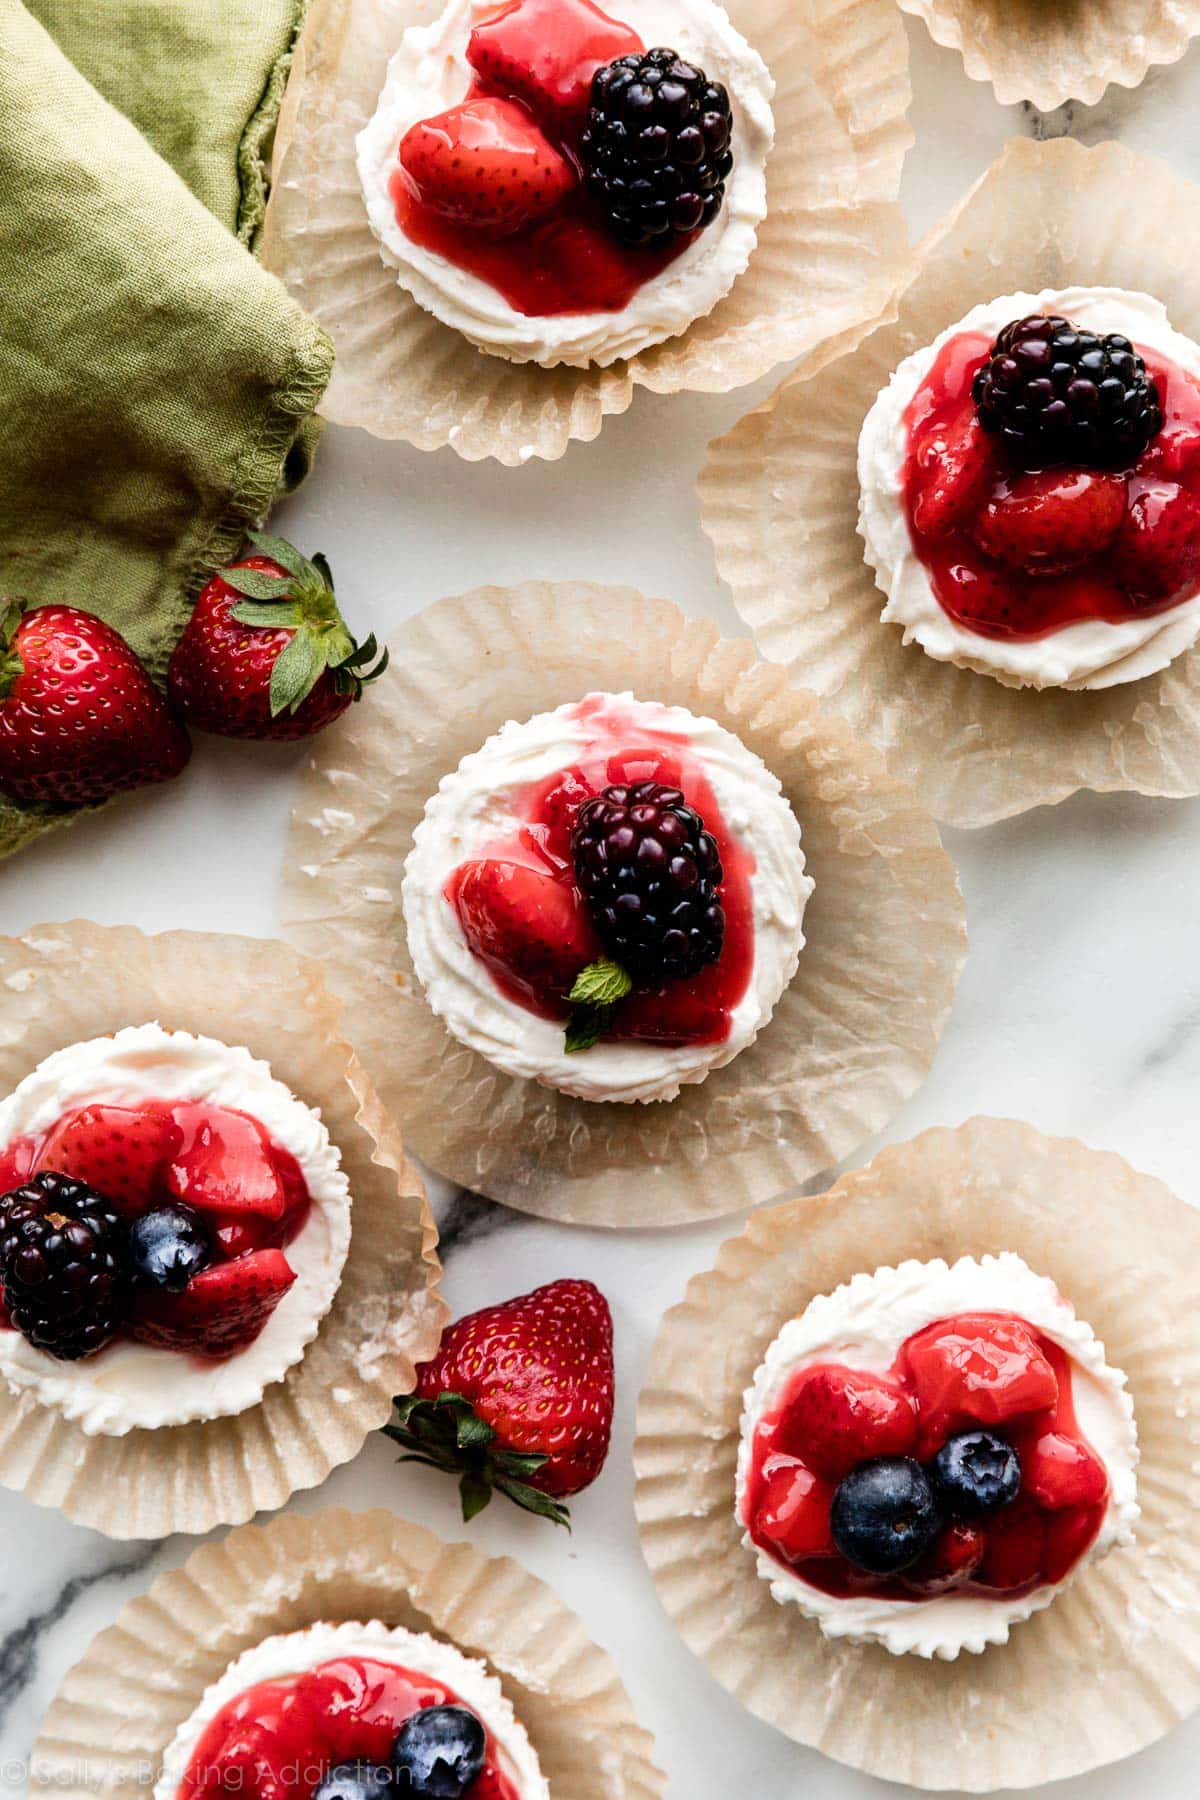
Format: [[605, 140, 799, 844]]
[[0, 0, 334, 860]]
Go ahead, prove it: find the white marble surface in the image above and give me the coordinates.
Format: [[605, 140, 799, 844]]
[[3, 15, 1200, 1798]]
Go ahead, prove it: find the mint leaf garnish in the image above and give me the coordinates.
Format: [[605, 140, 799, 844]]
[[564, 960, 632, 1053]]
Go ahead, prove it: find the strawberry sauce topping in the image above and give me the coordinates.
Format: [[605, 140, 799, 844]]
[[0, 1101, 310, 1359], [391, 0, 691, 316], [903, 330, 1200, 638], [744, 1311, 1111, 1603], [178, 1656, 520, 1800], [445, 695, 756, 1047]]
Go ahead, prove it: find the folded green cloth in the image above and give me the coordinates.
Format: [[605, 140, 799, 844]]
[[0, 0, 333, 859]]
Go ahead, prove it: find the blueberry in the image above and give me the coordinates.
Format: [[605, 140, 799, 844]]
[[932, 1430, 1021, 1518], [128, 1204, 210, 1292], [830, 1456, 942, 1575], [392, 1705, 486, 1798], [313, 1763, 395, 1800]]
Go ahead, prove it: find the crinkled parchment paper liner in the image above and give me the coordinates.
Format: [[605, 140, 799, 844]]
[[260, 0, 912, 465], [30, 1505, 666, 1800], [898, 0, 1200, 111], [281, 582, 965, 1227], [634, 1116, 1200, 1791], [0, 924, 446, 1539], [701, 137, 1200, 830]]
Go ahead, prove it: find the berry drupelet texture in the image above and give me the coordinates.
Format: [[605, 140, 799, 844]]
[[571, 779, 725, 981], [972, 313, 1163, 471], [579, 48, 733, 249], [0, 1170, 130, 1360]]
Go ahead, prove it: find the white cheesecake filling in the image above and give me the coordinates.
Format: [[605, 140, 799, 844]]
[[736, 1253, 1139, 1660], [402, 692, 811, 1104], [357, 0, 774, 368], [154, 1621, 550, 1800], [858, 286, 1200, 690], [0, 1024, 351, 1437]]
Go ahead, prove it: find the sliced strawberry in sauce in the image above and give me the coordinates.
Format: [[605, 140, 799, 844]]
[[902, 1314, 1059, 1457], [911, 412, 998, 541], [130, 1248, 295, 1357], [0, 1136, 34, 1195], [521, 764, 596, 871], [978, 1498, 1046, 1592], [467, 0, 642, 137], [1142, 420, 1200, 479], [1042, 1502, 1106, 1584], [450, 858, 600, 1017], [166, 1104, 287, 1220], [1021, 1429, 1110, 1512], [777, 1364, 918, 1482], [753, 1461, 838, 1563], [211, 1215, 269, 1261], [971, 469, 1127, 574], [1112, 480, 1200, 602], [35, 1103, 181, 1217], [606, 982, 728, 1046], [904, 1520, 986, 1595], [399, 97, 576, 237]]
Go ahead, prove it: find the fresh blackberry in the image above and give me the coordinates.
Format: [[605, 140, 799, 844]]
[[0, 1171, 130, 1360], [571, 780, 724, 981], [972, 313, 1163, 470], [579, 48, 734, 250]]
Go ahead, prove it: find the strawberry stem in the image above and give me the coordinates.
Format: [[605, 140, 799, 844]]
[[383, 1392, 571, 1529], [223, 534, 388, 717]]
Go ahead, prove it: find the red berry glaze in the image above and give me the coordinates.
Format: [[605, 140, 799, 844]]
[[0, 1098, 312, 1361], [902, 327, 1200, 638], [36, 1104, 182, 1220], [467, 0, 641, 133], [400, 97, 576, 234], [753, 1461, 838, 1562], [131, 1248, 295, 1358], [779, 1365, 918, 1481], [905, 1520, 987, 1594], [901, 1313, 1059, 1457], [389, 0, 693, 316], [744, 1311, 1111, 1606], [448, 859, 602, 1017], [445, 695, 756, 1049], [179, 1656, 520, 1800]]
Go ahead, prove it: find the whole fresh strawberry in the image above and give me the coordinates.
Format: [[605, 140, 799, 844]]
[[385, 1278, 614, 1527], [167, 530, 386, 741], [0, 602, 190, 808]]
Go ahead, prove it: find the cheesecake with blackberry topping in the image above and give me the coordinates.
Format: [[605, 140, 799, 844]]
[[357, 0, 773, 367], [859, 287, 1200, 688], [155, 1621, 549, 1800], [402, 692, 811, 1103], [736, 1254, 1139, 1658], [0, 1024, 351, 1435]]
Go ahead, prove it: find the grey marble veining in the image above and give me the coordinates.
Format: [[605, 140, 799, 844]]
[[4, 14, 1200, 1799]]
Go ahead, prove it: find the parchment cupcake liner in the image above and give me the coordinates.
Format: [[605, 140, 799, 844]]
[[701, 136, 1200, 829], [280, 581, 965, 1227], [0, 923, 446, 1540], [30, 1505, 666, 1799], [898, 0, 1200, 111], [260, 0, 912, 465], [634, 1116, 1200, 1791]]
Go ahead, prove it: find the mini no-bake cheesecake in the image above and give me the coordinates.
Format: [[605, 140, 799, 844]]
[[0, 1024, 351, 1436], [357, 0, 773, 367], [859, 286, 1200, 689], [155, 1620, 549, 1800], [402, 691, 812, 1103], [736, 1253, 1139, 1658]]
